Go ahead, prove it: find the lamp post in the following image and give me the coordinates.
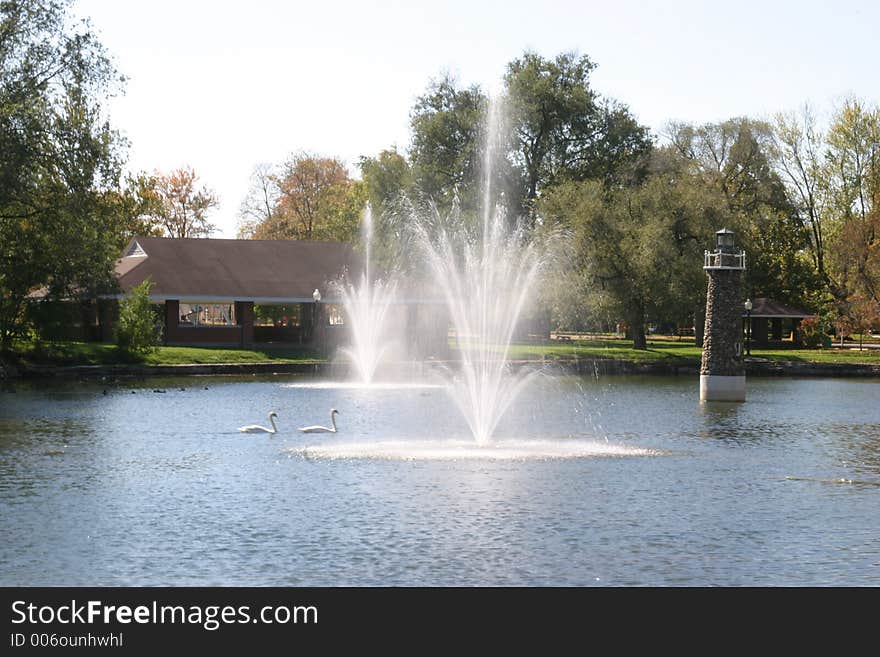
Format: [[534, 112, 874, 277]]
[[744, 298, 752, 356], [312, 288, 322, 351]]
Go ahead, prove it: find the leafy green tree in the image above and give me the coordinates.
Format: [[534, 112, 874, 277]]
[[772, 98, 879, 320], [115, 279, 161, 356], [667, 118, 788, 215], [824, 98, 879, 308], [407, 53, 652, 229], [541, 173, 723, 349], [825, 98, 878, 227], [316, 178, 367, 244], [409, 75, 485, 215], [668, 117, 819, 308], [0, 0, 126, 349], [504, 51, 652, 221], [104, 172, 166, 246], [359, 148, 414, 269], [360, 149, 412, 215], [836, 205, 880, 308]]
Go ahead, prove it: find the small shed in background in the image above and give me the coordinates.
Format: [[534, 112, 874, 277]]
[[743, 297, 815, 347]]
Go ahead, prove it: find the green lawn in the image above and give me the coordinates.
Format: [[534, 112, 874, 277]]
[[8, 337, 879, 368], [748, 347, 880, 364], [141, 345, 323, 365], [503, 338, 880, 366], [12, 341, 323, 366], [504, 339, 700, 363]]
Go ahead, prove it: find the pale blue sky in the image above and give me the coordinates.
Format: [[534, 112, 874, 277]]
[[76, 0, 878, 237]]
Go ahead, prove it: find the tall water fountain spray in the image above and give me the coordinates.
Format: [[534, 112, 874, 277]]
[[417, 97, 545, 444], [338, 205, 397, 384]]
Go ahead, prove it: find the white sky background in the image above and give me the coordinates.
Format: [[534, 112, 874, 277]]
[[75, 0, 879, 238]]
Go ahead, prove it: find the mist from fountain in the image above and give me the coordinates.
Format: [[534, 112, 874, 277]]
[[337, 205, 398, 384], [285, 96, 632, 460], [415, 97, 546, 445]]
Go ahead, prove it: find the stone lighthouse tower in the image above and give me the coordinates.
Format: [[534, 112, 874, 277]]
[[700, 228, 746, 401]]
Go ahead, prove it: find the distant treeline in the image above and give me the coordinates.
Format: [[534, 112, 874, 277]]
[[1, 0, 877, 350]]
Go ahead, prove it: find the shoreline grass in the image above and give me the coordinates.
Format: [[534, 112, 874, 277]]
[[7, 338, 878, 370], [8, 341, 323, 367], [505, 338, 880, 365]]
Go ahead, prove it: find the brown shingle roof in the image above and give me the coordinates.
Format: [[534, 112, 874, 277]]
[[743, 297, 814, 318], [112, 237, 361, 302]]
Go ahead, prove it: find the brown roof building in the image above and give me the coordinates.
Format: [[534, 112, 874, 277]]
[[105, 237, 363, 347], [114, 236, 361, 303], [742, 297, 814, 320]]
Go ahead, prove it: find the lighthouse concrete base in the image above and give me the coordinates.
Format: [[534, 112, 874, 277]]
[[700, 374, 746, 402]]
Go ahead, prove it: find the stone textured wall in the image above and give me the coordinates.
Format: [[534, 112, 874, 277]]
[[700, 269, 744, 376]]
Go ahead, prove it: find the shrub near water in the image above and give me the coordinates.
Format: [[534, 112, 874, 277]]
[[115, 280, 162, 357], [799, 316, 827, 348]]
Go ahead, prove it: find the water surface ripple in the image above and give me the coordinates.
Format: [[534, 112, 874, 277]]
[[1, 374, 878, 586]]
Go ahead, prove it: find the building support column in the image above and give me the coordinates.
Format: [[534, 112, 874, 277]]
[[164, 300, 179, 346], [235, 301, 254, 347]]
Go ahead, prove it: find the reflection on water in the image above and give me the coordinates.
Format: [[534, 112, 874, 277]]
[[0, 373, 878, 586]]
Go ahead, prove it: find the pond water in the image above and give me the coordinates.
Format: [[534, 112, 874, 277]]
[[1, 373, 878, 586]]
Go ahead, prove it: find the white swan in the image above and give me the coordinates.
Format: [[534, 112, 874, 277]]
[[239, 411, 278, 434], [298, 408, 339, 433]]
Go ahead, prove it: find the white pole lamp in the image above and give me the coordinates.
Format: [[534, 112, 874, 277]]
[[744, 298, 753, 356], [312, 288, 322, 348]]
